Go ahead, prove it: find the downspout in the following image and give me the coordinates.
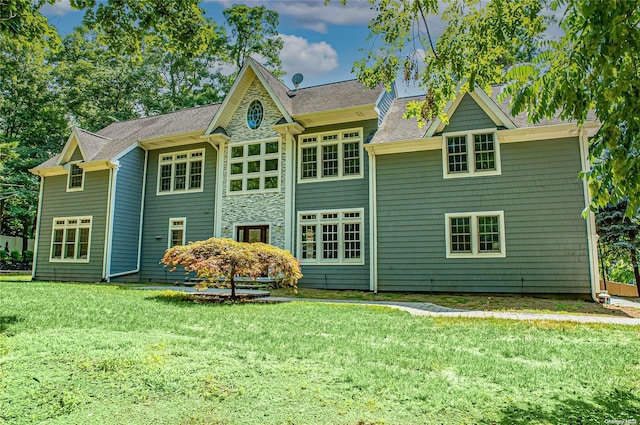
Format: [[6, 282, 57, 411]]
[[102, 166, 114, 281], [284, 131, 295, 251], [103, 161, 119, 282], [31, 175, 45, 279], [578, 127, 600, 301], [368, 148, 378, 293], [209, 141, 219, 237], [108, 148, 148, 280]]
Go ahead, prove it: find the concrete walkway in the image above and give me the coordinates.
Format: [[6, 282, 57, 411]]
[[261, 297, 640, 326], [138, 287, 640, 326]]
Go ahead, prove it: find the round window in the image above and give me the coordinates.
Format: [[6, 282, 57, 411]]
[[247, 100, 263, 129]]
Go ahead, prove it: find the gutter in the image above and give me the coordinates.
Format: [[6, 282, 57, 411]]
[[578, 127, 600, 302]]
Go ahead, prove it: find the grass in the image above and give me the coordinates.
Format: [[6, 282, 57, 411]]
[[0, 280, 639, 424], [271, 287, 640, 318]]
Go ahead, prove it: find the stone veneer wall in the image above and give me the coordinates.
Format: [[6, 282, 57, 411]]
[[219, 78, 287, 248]]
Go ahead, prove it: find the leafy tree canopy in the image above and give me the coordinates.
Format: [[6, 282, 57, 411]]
[[334, 0, 640, 216]]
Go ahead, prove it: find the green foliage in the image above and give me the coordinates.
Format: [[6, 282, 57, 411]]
[[341, 0, 640, 215], [22, 250, 33, 263], [9, 250, 20, 262], [161, 238, 302, 298]]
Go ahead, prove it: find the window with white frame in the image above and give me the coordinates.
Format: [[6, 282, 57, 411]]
[[298, 209, 364, 264], [67, 162, 84, 191], [168, 218, 186, 248], [443, 130, 500, 178], [299, 128, 363, 182], [445, 211, 506, 258], [50, 217, 92, 262], [228, 139, 280, 193], [157, 149, 204, 194]]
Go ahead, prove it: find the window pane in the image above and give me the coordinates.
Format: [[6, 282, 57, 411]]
[[69, 164, 83, 188], [247, 178, 260, 190], [322, 224, 338, 259], [174, 162, 187, 190], [450, 217, 471, 252], [302, 147, 317, 178], [64, 228, 76, 259], [474, 133, 496, 171], [478, 216, 500, 252], [248, 144, 261, 156], [447, 136, 468, 173], [322, 145, 338, 177], [343, 142, 360, 175], [264, 176, 278, 189], [230, 162, 243, 175], [189, 160, 202, 189], [52, 229, 64, 258], [231, 146, 244, 158], [160, 164, 172, 191], [301, 225, 316, 259], [265, 159, 278, 172], [247, 160, 260, 173], [78, 228, 90, 259], [171, 229, 184, 247], [265, 142, 279, 154], [344, 223, 361, 259], [230, 179, 243, 192]]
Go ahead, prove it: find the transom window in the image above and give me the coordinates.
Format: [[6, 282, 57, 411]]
[[247, 100, 264, 129], [157, 149, 204, 195], [228, 139, 280, 194], [443, 130, 501, 178], [445, 211, 506, 258], [298, 209, 364, 264], [168, 218, 186, 248], [298, 128, 363, 182], [50, 216, 92, 262], [67, 163, 84, 191]]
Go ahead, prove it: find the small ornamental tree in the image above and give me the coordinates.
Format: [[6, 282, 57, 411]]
[[161, 238, 302, 299]]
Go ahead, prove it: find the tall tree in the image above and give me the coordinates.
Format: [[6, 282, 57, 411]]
[[335, 0, 640, 216], [596, 202, 640, 287]]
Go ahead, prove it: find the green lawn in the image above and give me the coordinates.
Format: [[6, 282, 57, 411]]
[[0, 281, 639, 425]]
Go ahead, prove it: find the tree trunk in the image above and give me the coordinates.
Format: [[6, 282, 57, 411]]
[[631, 248, 640, 288]]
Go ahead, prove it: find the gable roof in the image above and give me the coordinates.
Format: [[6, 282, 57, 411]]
[[33, 104, 220, 170]]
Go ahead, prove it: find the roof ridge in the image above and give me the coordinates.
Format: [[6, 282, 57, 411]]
[[99, 103, 221, 129], [295, 79, 361, 91], [76, 127, 111, 140]]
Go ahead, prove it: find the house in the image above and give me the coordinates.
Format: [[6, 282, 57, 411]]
[[30, 58, 601, 298]]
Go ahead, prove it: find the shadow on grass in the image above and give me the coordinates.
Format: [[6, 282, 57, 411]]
[[0, 315, 23, 335], [147, 290, 273, 307], [493, 388, 640, 424]]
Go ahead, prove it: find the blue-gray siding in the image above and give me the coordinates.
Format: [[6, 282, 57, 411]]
[[109, 147, 145, 277], [374, 137, 591, 294], [138, 143, 217, 283], [442, 94, 497, 133], [377, 85, 396, 125], [294, 119, 376, 290], [35, 170, 110, 281]]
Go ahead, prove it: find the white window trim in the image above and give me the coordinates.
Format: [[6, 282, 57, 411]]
[[442, 128, 501, 179], [297, 208, 365, 265], [49, 216, 92, 263], [66, 161, 85, 192], [156, 148, 205, 195], [445, 211, 506, 258], [227, 138, 281, 195], [168, 217, 187, 248], [297, 127, 364, 183]]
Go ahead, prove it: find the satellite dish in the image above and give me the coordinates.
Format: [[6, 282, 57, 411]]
[[292, 73, 304, 89]]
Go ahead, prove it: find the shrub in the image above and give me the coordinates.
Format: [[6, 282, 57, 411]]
[[162, 238, 302, 299], [9, 250, 21, 262], [22, 250, 33, 263]]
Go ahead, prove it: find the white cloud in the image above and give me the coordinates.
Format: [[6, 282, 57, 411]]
[[279, 34, 339, 78], [40, 0, 75, 17], [204, 0, 375, 33]]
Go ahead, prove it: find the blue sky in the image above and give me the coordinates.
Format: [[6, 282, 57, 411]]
[[41, 0, 426, 97]]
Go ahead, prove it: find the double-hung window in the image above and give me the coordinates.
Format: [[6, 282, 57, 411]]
[[443, 130, 500, 178], [298, 209, 364, 264], [158, 149, 204, 194], [445, 211, 506, 258], [299, 128, 363, 182], [168, 218, 186, 248], [50, 217, 92, 262], [67, 162, 84, 191], [228, 139, 280, 193]]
